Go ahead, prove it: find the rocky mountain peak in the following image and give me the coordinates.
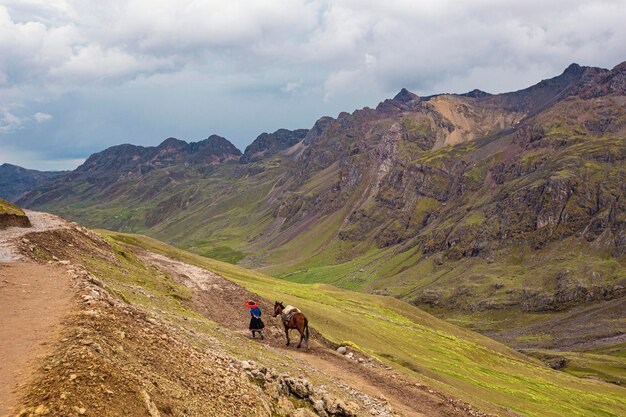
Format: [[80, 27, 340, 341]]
[[461, 89, 492, 98], [190, 135, 242, 159], [393, 88, 419, 103], [572, 60, 626, 99], [158, 137, 187, 149], [562, 62, 583, 76], [241, 128, 308, 163], [303, 116, 334, 146]]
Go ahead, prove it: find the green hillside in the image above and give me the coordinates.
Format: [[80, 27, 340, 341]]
[[0, 197, 26, 216], [103, 231, 626, 417]]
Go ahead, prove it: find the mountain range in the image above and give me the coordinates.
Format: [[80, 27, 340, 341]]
[[5, 62, 626, 367]]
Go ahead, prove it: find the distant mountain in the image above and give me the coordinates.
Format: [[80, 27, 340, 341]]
[[18, 62, 626, 352], [0, 163, 66, 201], [241, 128, 308, 163], [77, 134, 242, 177]]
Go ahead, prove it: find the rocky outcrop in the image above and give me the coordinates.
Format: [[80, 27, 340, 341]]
[[239, 360, 371, 417]]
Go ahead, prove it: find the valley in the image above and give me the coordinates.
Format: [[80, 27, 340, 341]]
[[1, 209, 625, 416]]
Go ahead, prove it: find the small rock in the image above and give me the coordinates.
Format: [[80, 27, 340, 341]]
[[336, 346, 347, 355], [59, 260, 71, 265], [548, 356, 569, 370], [88, 276, 104, 287], [312, 399, 326, 414], [69, 373, 78, 381], [285, 377, 312, 398], [324, 396, 356, 415], [73, 406, 86, 415], [33, 404, 49, 415]]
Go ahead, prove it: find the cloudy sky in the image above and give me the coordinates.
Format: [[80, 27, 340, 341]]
[[1, 0, 625, 170]]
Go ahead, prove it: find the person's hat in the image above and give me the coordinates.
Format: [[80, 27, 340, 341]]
[[245, 300, 258, 309]]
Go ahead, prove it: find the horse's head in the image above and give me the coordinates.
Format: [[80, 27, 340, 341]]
[[273, 301, 284, 317]]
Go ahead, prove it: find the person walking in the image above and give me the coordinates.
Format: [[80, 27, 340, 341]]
[[245, 300, 265, 339]]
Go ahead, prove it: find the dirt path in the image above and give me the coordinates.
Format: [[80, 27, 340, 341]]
[[0, 210, 70, 262], [0, 210, 75, 416], [140, 251, 483, 417], [0, 262, 74, 417]]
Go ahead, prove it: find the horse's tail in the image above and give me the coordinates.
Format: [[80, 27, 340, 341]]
[[305, 317, 310, 343]]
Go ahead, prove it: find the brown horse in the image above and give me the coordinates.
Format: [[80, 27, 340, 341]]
[[273, 302, 309, 349]]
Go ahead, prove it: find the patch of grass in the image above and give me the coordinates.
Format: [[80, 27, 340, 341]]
[[189, 245, 248, 264], [515, 335, 553, 343], [0, 197, 26, 216], [464, 211, 486, 226]]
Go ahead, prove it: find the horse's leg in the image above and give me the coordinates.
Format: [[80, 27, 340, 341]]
[[284, 325, 290, 346], [297, 320, 305, 348], [297, 329, 304, 348], [304, 318, 310, 349]]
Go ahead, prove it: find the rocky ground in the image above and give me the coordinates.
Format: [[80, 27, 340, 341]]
[[0, 210, 68, 262], [0, 211, 492, 417]]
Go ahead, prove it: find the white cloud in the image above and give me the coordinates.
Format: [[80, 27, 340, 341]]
[[281, 81, 302, 94], [33, 111, 52, 122], [0, 105, 53, 133], [0, 108, 23, 133]]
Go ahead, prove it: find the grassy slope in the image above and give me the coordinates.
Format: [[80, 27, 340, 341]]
[[0, 197, 26, 216], [102, 231, 626, 417]]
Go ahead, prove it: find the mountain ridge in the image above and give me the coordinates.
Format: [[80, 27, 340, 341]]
[[11, 62, 626, 360]]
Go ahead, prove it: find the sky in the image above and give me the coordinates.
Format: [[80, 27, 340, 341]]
[[1, 0, 625, 171]]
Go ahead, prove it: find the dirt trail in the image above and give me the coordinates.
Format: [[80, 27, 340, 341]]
[[0, 263, 75, 417], [140, 251, 484, 417], [0, 210, 75, 416], [0, 210, 70, 262]]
